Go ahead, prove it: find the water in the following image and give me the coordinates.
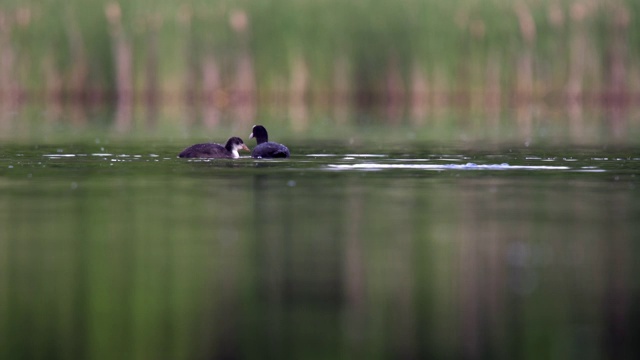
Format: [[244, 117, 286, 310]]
[[1, 118, 640, 359]]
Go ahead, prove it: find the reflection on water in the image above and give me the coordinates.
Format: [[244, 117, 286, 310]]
[[1, 104, 640, 359], [1, 137, 639, 359], [1, 101, 640, 148], [327, 163, 571, 170]]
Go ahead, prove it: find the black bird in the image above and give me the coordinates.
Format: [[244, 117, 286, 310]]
[[249, 125, 290, 158], [178, 137, 250, 158]]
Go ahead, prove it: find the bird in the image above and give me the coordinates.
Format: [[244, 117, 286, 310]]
[[249, 125, 290, 158], [178, 137, 250, 158]]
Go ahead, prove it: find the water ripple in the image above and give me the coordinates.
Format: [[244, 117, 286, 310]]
[[327, 163, 573, 171]]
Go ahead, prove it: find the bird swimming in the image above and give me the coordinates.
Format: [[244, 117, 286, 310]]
[[249, 125, 290, 158], [178, 137, 250, 158]]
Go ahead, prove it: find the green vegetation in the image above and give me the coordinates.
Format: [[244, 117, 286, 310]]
[[0, 0, 638, 104]]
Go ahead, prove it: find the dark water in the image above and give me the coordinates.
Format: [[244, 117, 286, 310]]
[[1, 131, 640, 359]]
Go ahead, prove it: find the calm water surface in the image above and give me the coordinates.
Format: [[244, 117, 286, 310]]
[[1, 133, 640, 359]]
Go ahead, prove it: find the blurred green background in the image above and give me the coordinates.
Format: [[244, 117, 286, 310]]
[[1, 0, 639, 109]]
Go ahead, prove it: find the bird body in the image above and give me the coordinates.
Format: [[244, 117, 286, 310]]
[[249, 125, 290, 158], [178, 137, 249, 158]]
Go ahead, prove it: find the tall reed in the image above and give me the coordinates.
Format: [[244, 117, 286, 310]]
[[0, 0, 638, 108]]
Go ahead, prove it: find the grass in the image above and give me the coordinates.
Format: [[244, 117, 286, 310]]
[[1, 0, 639, 105]]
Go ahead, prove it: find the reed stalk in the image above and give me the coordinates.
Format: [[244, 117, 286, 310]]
[[0, 0, 637, 110]]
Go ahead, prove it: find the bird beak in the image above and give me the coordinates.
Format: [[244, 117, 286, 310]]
[[249, 132, 254, 139], [241, 144, 250, 151]]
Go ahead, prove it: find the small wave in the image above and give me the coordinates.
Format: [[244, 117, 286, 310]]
[[327, 163, 572, 171], [344, 154, 388, 158], [43, 154, 76, 158], [307, 154, 339, 157]]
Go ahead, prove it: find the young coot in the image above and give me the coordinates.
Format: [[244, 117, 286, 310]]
[[249, 125, 290, 158], [178, 137, 250, 158]]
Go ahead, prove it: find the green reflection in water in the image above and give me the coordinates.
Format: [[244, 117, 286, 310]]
[[1, 141, 639, 359], [0, 101, 639, 359]]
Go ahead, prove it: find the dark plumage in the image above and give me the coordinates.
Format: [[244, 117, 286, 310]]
[[249, 125, 290, 158], [178, 137, 250, 158]]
